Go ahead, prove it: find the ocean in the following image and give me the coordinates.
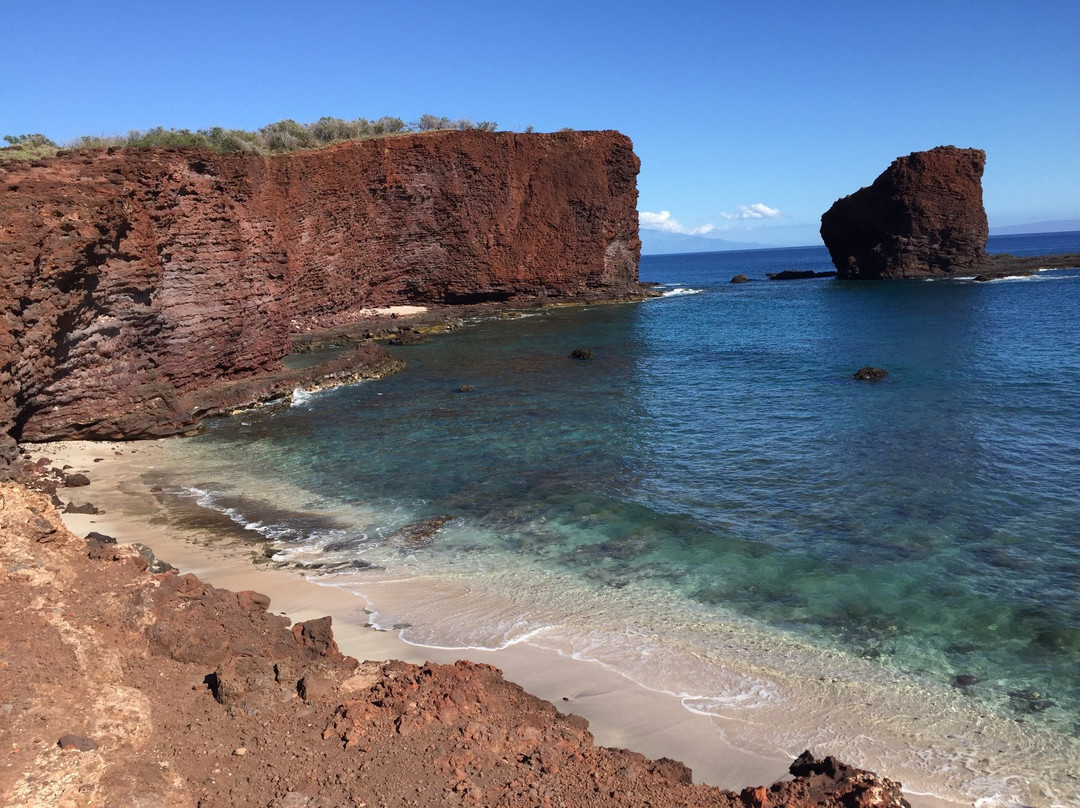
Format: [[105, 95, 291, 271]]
[[154, 232, 1080, 807]]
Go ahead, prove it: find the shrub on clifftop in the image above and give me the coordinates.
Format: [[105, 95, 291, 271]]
[[7, 114, 506, 161], [1, 133, 59, 161]]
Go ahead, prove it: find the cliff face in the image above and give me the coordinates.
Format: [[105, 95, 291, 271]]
[[0, 131, 641, 446], [820, 146, 989, 279]]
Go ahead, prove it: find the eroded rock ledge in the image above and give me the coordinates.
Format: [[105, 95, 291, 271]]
[[0, 131, 644, 452], [0, 480, 911, 807]]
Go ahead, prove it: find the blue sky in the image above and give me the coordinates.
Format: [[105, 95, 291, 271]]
[[5, 1, 1078, 246]]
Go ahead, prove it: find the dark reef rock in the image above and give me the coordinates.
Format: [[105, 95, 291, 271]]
[[766, 270, 837, 281], [63, 501, 100, 515], [386, 329, 431, 346], [820, 146, 989, 279], [853, 366, 889, 381], [569, 348, 596, 360], [386, 515, 456, 546], [730, 274, 750, 284]]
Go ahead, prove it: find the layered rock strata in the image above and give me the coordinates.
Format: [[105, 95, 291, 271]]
[[0, 131, 642, 448], [820, 146, 990, 279], [1, 479, 912, 808]]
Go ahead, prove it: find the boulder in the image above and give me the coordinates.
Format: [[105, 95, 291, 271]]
[[821, 146, 989, 279], [293, 616, 344, 660], [569, 348, 595, 360], [853, 366, 889, 381], [64, 501, 100, 515], [730, 274, 750, 284]]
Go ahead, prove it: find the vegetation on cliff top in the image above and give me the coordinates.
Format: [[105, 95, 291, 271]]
[[1, 114, 511, 162]]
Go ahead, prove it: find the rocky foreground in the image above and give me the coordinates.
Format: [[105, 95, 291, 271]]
[[0, 476, 911, 808]]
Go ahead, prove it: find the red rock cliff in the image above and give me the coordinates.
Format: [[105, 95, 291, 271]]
[[0, 131, 641, 447]]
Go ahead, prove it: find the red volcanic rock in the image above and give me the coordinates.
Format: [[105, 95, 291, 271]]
[[0, 131, 642, 444], [820, 146, 989, 279]]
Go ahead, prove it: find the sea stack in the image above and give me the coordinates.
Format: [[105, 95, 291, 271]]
[[820, 146, 989, 279]]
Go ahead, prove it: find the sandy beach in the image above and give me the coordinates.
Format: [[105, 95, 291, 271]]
[[31, 437, 965, 808]]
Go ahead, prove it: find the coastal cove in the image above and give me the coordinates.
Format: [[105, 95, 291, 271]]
[[41, 231, 1080, 808]]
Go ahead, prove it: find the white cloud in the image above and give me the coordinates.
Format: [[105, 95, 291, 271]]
[[638, 210, 717, 235], [720, 203, 782, 220]]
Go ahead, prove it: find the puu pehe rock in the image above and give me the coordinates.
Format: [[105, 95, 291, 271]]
[[820, 146, 989, 279]]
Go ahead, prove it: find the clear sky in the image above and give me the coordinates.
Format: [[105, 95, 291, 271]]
[[4, 0, 1078, 246]]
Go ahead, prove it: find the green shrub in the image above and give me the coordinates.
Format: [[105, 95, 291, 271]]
[[1, 133, 60, 162], [9, 113, 514, 160], [124, 127, 211, 149], [4, 133, 56, 148]]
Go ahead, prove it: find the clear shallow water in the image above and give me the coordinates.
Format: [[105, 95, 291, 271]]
[[159, 232, 1080, 807]]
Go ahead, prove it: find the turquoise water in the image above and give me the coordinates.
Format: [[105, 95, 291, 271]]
[[161, 232, 1080, 806]]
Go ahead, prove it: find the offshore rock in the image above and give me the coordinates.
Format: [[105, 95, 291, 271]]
[[820, 146, 989, 279], [853, 366, 888, 381], [0, 131, 642, 444], [766, 270, 836, 280]]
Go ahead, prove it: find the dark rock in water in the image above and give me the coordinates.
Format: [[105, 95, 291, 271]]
[[386, 515, 456, 545], [821, 146, 990, 279], [85, 531, 116, 544], [569, 348, 595, 360], [323, 559, 380, 573], [64, 501, 100, 515], [387, 329, 431, 346], [458, 384, 476, 392], [63, 473, 91, 487], [1009, 689, 1055, 713], [765, 270, 837, 280], [953, 674, 980, 688], [730, 274, 750, 284], [853, 366, 889, 381]]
